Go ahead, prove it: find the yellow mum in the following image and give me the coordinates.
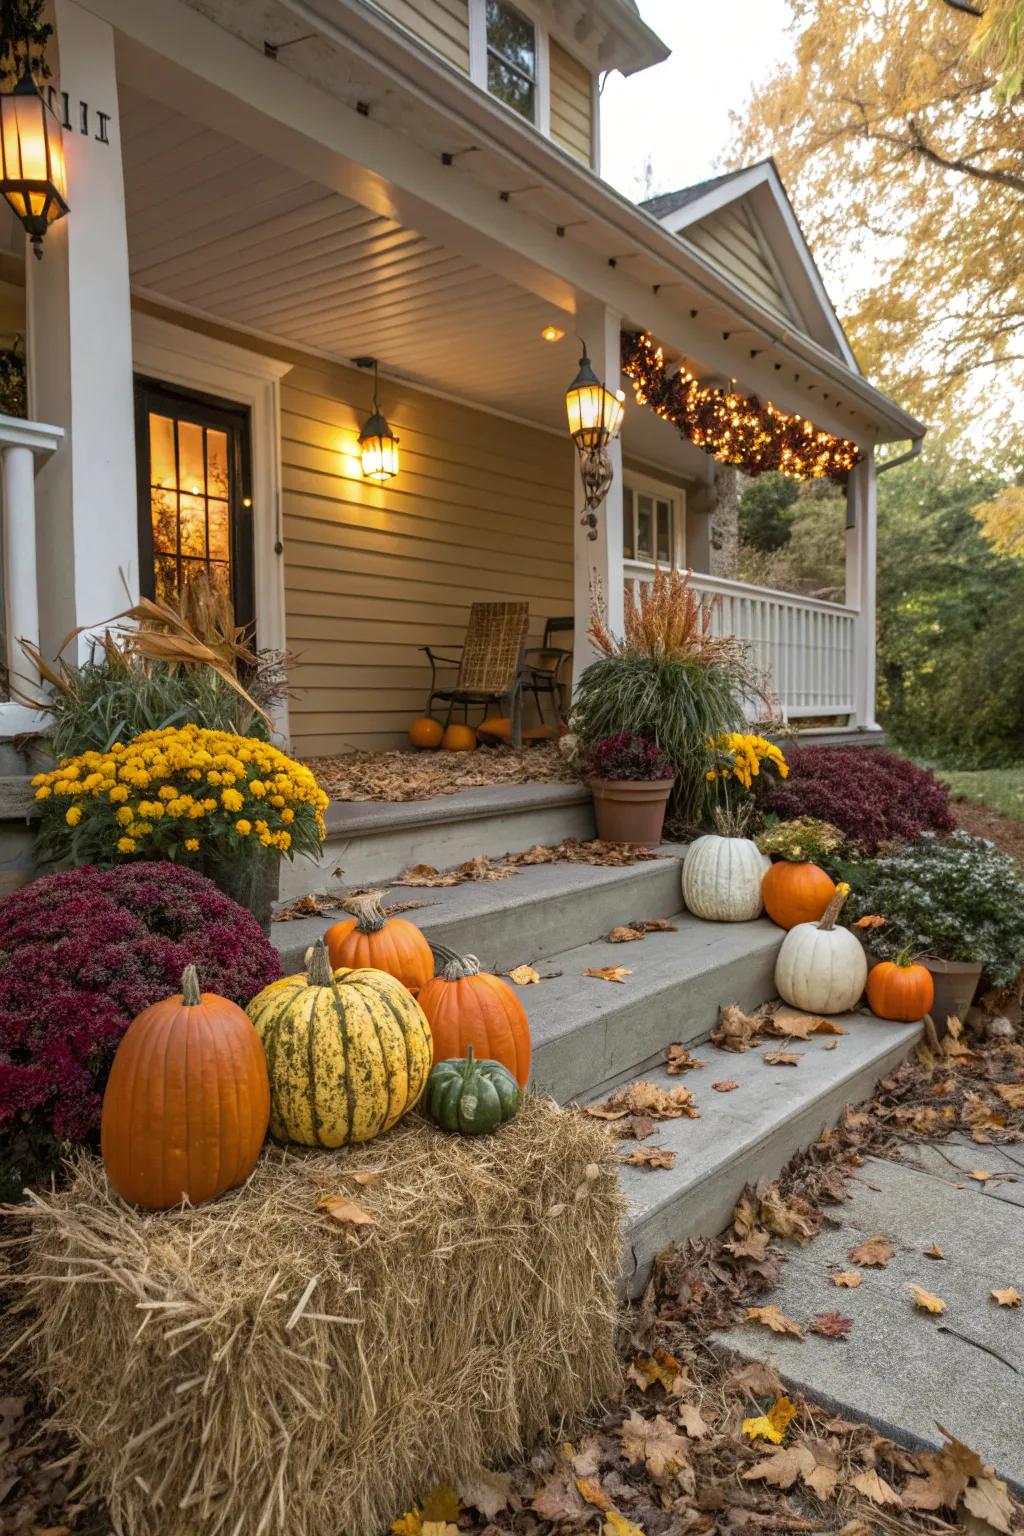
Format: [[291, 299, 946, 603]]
[[65, 805, 82, 827], [221, 788, 244, 813], [235, 819, 253, 837], [184, 837, 200, 852], [116, 836, 136, 854]]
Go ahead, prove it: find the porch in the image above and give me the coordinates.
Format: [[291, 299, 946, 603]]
[[0, 0, 920, 759]]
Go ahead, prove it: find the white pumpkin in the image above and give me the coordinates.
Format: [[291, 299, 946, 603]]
[[682, 834, 771, 922], [774, 885, 867, 1014]]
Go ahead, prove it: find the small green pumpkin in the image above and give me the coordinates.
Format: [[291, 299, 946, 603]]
[[425, 1044, 521, 1135]]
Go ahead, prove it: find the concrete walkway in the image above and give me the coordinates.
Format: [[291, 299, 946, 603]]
[[714, 1137, 1024, 1490]]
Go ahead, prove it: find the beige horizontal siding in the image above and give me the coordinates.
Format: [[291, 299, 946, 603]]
[[370, 0, 470, 72], [281, 357, 575, 754], [684, 204, 793, 320], [549, 42, 593, 165]]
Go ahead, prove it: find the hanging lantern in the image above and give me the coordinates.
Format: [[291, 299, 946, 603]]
[[565, 347, 624, 452], [0, 68, 68, 259], [356, 357, 399, 483]]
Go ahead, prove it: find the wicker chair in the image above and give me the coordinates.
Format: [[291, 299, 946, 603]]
[[420, 602, 530, 747], [523, 616, 573, 726]]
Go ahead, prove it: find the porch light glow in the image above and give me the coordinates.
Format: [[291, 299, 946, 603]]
[[0, 68, 68, 259], [356, 358, 399, 483], [565, 348, 625, 452]]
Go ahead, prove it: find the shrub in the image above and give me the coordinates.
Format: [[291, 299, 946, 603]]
[[0, 862, 281, 1199], [846, 832, 1024, 985], [584, 733, 674, 782], [756, 816, 846, 864], [760, 746, 954, 854]]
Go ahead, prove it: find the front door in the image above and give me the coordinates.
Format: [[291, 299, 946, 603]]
[[134, 377, 255, 635]]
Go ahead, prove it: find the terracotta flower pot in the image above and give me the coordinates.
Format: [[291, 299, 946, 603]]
[[589, 777, 674, 849], [923, 956, 984, 1030]]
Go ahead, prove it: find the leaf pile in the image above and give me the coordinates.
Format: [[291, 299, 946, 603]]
[[394, 841, 665, 887], [711, 1002, 846, 1054], [306, 744, 577, 802]]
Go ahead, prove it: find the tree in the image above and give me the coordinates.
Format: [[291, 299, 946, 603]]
[[972, 480, 1024, 553], [732, 0, 1024, 453], [951, 0, 1024, 101], [738, 472, 799, 551]]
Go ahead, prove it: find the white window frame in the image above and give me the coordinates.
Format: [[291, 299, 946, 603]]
[[470, 0, 551, 137], [623, 472, 686, 569]]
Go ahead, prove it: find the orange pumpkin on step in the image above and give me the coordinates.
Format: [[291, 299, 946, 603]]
[[442, 723, 477, 752], [762, 859, 836, 930], [324, 892, 434, 993], [101, 965, 270, 1209], [416, 946, 531, 1088], [866, 959, 935, 1023], [409, 716, 443, 750]]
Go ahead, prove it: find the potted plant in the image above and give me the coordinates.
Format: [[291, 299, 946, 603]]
[[846, 832, 1024, 1023], [584, 733, 675, 848]]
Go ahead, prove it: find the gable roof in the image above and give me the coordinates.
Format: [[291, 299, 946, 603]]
[[641, 160, 858, 371]]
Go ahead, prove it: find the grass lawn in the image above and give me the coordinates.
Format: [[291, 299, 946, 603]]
[[937, 766, 1024, 820]]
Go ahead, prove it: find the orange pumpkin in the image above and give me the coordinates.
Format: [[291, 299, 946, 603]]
[[866, 959, 935, 1023], [409, 716, 443, 750], [442, 723, 477, 752], [762, 859, 836, 930], [416, 946, 531, 1088], [324, 892, 434, 993], [101, 965, 270, 1209], [477, 716, 512, 743]]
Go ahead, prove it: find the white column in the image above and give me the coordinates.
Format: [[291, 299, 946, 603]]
[[845, 449, 879, 731], [2, 444, 43, 701], [572, 301, 624, 692], [26, 0, 138, 665]]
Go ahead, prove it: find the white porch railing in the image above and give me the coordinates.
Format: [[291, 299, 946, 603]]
[[0, 415, 64, 730], [624, 562, 858, 722]]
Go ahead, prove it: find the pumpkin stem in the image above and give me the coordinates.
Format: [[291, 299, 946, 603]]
[[306, 938, 336, 988], [430, 943, 483, 981], [818, 882, 850, 932], [180, 965, 202, 1007], [346, 891, 388, 934]]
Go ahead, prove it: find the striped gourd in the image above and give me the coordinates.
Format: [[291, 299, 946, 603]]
[[246, 939, 433, 1147]]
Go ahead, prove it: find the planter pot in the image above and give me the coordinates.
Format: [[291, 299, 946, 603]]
[[589, 777, 674, 849], [923, 956, 984, 1029], [201, 854, 281, 937]]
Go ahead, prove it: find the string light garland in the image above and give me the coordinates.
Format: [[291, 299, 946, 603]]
[[621, 332, 861, 482]]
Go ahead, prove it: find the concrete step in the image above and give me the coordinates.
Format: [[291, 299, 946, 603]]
[[616, 1016, 922, 1295], [278, 782, 596, 899], [274, 847, 688, 975]]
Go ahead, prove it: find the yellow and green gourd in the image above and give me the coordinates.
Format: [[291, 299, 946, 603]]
[[246, 938, 434, 1146]]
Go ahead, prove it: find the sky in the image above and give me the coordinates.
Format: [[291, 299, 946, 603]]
[[599, 0, 794, 204]]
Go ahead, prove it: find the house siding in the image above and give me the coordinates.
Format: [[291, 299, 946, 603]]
[[549, 41, 593, 165], [370, 0, 471, 73], [683, 204, 794, 321], [280, 356, 575, 755]]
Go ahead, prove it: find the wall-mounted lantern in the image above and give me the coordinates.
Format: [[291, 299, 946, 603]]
[[0, 67, 68, 259], [354, 356, 399, 483], [565, 345, 624, 538]]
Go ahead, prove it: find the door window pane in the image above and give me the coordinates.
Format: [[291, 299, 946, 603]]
[[656, 500, 672, 563], [145, 409, 236, 610], [486, 0, 536, 120], [177, 420, 205, 496], [637, 494, 654, 560]]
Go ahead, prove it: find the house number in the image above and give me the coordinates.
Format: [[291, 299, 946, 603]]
[[46, 86, 112, 144]]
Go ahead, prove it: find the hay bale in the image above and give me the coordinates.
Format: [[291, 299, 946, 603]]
[[6, 1099, 623, 1536]]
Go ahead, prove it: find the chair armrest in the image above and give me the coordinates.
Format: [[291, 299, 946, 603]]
[[419, 647, 462, 666]]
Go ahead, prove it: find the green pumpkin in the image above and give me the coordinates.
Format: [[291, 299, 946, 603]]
[[425, 1045, 521, 1135]]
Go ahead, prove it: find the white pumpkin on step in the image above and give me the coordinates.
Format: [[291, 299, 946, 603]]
[[682, 811, 771, 923], [775, 883, 868, 1014]]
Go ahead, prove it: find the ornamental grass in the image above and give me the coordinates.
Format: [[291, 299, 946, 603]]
[[5, 1100, 624, 1536]]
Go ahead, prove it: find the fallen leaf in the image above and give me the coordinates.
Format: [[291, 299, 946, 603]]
[[725, 1361, 783, 1397], [850, 1468, 903, 1506], [995, 1082, 1024, 1108], [584, 966, 632, 983], [507, 963, 541, 985], [832, 1271, 863, 1288], [712, 1079, 739, 1093], [991, 1287, 1021, 1307], [627, 1348, 689, 1394], [848, 1234, 894, 1268], [809, 1311, 853, 1339], [619, 1409, 693, 1488], [825, 1040, 839, 1050], [904, 1426, 989, 1514], [633, 917, 677, 933], [606, 925, 645, 943], [348, 1170, 381, 1186], [906, 1283, 946, 1314], [725, 1230, 773, 1261], [392, 1519, 422, 1536], [571, 1436, 606, 1479], [421, 1487, 460, 1523], [768, 1008, 847, 1039], [575, 1476, 613, 1511], [963, 1471, 1015, 1532], [742, 1395, 799, 1443], [677, 1402, 711, 1439], [531, 1463, 589, 1523], [925, 1242, 945, 1260], [712, 1003, 761, 1052], [764, 1049, 803, 1066], [665, 1043, 705, 1074], [606, 1114, 657, 1141], [395, 864, 462, 887], [603, 1513, 648, 1536], [746, 1305, 803, 1337], [585, 1082, 699, 1122], [802, 1439, 842, 1499], [743, 1444, 815, 1488], [854, 914, 886, 929], [317, 1195, 374, 1226], [619, 1145, 676, 1170], [459, 1469, 511, 1520], [758, 1184, 820, 1244]]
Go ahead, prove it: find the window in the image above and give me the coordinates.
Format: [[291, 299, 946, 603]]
[[622, 482, 679, 566], [486, 0, 537, 121]]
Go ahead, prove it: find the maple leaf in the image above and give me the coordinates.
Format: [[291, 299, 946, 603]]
[[627, 1348, 689, 1394], [531, 1462, 589, 1522], [677, 1402, 711, 1439], [995, 1082, 1024, 1108], [575, 1476, 613, 1511], [925, 1242, 945, 1260], [584, 966, 632, 983], [768, 1008, 847, 1039], [712, 1079, 739, 1092], [764, 1049, 803, 1066], [809, 1311, 853, 1339], [603, 1513, 647, 1536], [991, 1286, 1022, 1307], [507, 963, 541, 985], [903, 1426, 986, 1513], [848, 1234, 894, 1268], [459, 1469, 511, 1520], [606, 925, 645, 943], [853, 913, 886, 929], [758, 1184, 821, 1244], [712, 1003, 766, 1051], [619, 1409, 693, 1487], [665, 1043, 705, 1074], [586, 1082, 698, 1121], [963, 1471, 1015, 1533], [742, 1395, 799, 1443], [851, 1468, 903, 1505], [802, 1439, 841, 1499], [746, 1305, 803, 1337], [743, 1444, 814, 1489], [619, 1145, 676, 1170], [633, 917, 676, 933], [725, 1360, 783, 1398], [906, 1283, 946, 1314], [317, 1195, 374, 1227], [832, 1270, 863, 1288], [348, 1170, 381, 1186], [725, 1230, 773, 1261]]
